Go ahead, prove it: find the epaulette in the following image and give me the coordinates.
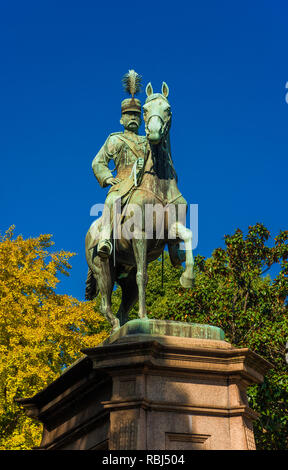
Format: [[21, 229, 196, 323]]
[[104, 132, 123, 157]]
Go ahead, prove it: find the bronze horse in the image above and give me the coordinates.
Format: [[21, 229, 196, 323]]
[[85, 82, 194, 332]]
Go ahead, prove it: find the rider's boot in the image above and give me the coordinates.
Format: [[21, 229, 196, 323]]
[[97, 239, 113, 259]]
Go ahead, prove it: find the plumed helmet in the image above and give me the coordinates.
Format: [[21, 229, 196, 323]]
[[121, 70, 142, 114]]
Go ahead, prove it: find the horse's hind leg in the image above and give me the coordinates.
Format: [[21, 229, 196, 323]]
[[98, 258, 120, 332], [169, 221, 194, 288], [116, 268, 138, 326]]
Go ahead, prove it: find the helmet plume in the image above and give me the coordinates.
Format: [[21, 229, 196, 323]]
[[122, 69, 142, 98]]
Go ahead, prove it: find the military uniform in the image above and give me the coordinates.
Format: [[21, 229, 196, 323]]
[[90, 94, 147, 256], [92, 130, 147, 200]]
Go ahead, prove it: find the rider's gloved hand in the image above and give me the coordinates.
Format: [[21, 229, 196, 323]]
[[106, 177, 122, 186]]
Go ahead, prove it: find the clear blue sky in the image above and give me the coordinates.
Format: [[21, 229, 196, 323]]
[[1, 0, 287, 300]]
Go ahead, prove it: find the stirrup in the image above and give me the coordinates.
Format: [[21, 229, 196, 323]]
[[97, 239, 113, 259]]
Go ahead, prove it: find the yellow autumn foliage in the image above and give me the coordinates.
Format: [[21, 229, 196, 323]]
[[0, 227, 109, 450]]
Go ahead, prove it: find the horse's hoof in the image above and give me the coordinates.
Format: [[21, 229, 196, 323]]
[[180, 273, 195, 288], [110, 317, 120, 332], [110, 325, 120, 335], [110, 326, 120, 335]]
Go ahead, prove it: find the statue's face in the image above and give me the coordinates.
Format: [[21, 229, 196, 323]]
[[120, 111, 141, 132]]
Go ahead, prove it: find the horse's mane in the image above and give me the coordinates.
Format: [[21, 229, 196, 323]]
[[150, 134, 178, 182]]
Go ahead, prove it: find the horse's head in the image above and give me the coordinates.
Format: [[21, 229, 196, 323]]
[[143, 82, 172, 145]]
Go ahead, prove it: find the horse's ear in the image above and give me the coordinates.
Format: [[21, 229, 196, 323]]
[[146, 82, 153, 97], [162, 82, 169, 98]]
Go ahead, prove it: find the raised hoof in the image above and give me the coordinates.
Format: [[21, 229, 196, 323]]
[[180, 273, 195, 288]]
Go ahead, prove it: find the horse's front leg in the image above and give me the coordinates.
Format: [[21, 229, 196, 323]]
[[132, 236, 148, 319], [169, 221, 194, 288]]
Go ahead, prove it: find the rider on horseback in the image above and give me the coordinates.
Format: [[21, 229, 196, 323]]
[[85, 73, 194, 323], [91, 72, 147, 259]]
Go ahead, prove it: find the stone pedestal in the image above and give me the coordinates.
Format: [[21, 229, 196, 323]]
[[18, 320, 272, 450]]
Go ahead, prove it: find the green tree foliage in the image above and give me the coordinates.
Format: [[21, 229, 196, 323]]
[[115, 223, 288, 450]]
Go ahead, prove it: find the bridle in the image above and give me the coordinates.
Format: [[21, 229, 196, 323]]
[[145, 112, 172, 144]]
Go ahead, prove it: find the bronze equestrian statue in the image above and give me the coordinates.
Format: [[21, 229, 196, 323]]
[[85, 71, 194, 333]]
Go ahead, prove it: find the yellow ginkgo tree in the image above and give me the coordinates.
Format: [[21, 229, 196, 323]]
[[0, 226, 108, 450]]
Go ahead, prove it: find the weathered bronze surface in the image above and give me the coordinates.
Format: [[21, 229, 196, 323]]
[[85, 72, 194, 333]]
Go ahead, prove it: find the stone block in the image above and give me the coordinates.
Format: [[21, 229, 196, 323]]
[[17, 320, 272, 450]]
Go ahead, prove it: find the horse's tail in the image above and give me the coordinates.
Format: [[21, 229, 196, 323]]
[[85, 267, 99, 300]]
